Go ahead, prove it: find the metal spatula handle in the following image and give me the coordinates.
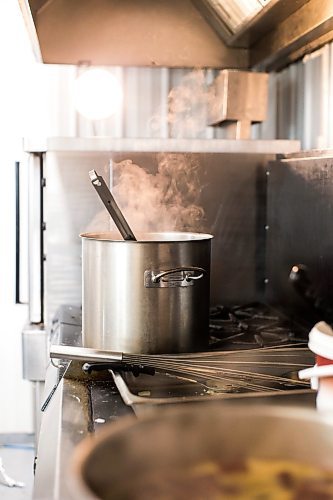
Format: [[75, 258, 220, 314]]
[[89, 169, 136, 241]]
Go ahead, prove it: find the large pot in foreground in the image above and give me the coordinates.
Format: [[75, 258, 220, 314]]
[[71, 404, 333, 500], [81, 231, 212, 354]]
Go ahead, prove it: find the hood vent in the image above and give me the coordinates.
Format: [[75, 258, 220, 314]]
[[19, 0, 248, 68], [19, 0, 333, 70]]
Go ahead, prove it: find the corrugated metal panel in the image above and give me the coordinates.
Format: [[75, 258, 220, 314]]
[[44, 65, 222, 140], [73, 47, 333, 148], [37, 40, 333, 149], [255, 41, 333, 150]]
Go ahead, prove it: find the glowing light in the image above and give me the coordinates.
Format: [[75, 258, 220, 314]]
[[73, 68, 123, 120]]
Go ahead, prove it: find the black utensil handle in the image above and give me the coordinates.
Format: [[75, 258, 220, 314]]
[[15, 161, 20, 303], [41, 383, 59, 412], [89, 170, 136, 241], [82, 362, 155, 376]]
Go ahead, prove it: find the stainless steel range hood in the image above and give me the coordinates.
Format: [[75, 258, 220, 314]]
[[19, 0, 248, 69], [19, 0, 333, 70]]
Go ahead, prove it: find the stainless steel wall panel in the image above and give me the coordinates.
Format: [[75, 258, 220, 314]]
[[43, 152, 111, 326], [108, 151, 274, 305], [303, 53, 324, 150], [72, 67, 223, 141], [328, 45, 333, 148], [35, 138, 299, 328], [252, 70, 278, 140], [265, 153, 333, 322], [123, 68, 169, 139], [24, 42, 333, 149], [255, 41, 333, 150], [158, 67, 170, 139], [28, 153, 43, 324]]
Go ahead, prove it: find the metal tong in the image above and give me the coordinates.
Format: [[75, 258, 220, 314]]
[[89, 169, 136, 241]]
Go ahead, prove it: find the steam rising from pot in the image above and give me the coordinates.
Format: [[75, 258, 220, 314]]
[[111, 153, 205, 233], [150, 69, 214, 138], [87, 70, 210, 234]]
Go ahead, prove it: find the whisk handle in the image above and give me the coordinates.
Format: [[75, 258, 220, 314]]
[[50, 345, 123, 363]]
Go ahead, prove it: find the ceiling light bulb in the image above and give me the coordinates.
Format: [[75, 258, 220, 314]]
[[73, 68, 123, 120]]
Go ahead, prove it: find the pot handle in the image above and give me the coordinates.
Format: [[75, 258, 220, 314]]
[[144, 267, 206, 288]]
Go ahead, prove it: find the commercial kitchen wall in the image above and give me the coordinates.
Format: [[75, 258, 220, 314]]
[[30, 41, 333, 151], [253, 42, 333, 150]]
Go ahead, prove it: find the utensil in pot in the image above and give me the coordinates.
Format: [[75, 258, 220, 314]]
[[89, 169, 136, 241]]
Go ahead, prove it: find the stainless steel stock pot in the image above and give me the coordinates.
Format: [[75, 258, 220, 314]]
[[80, 231, 213, 354], [71, 404, 333, 500]]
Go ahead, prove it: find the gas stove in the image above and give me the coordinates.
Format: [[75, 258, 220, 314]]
[[50, 302, 309, 350], [48, 302, 314, 418], [209, 303, 308, 349], [34, 303, 316, 499]]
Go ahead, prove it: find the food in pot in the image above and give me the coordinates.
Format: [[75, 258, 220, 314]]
[[104, 457, 333, 500]]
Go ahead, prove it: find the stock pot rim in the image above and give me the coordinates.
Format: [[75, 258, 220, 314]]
[[80, 231, 214, 242]]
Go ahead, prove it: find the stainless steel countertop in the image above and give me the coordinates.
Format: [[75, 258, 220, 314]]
[[34, 361, 134, 500], [33, 358, 316, 500], [34, 304, 317, 499]]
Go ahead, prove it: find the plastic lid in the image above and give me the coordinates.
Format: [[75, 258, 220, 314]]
[[308, 321, 333, 359]]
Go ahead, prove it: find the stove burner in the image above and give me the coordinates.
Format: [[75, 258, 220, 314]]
[[209, 303, 308, 349]]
